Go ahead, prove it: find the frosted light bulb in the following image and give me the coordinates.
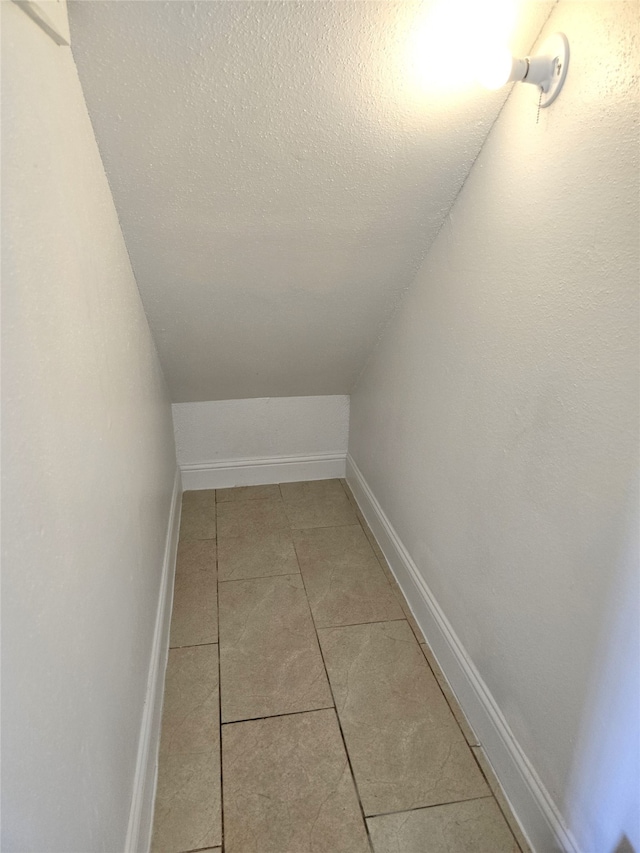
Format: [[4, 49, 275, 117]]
[[474, 33, 568, 105], [476, 46, 520, 89]]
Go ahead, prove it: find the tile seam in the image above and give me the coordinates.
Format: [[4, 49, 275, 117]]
[[470, 747, 528, 853], [221, 705, 337, 727], [364, 793, 494, 820], [314, 617, 408, 631], [291, 530, 376, 853], [418, 644, 481, 748], [217, 571, 300, 585], [214, 512, 225, 853]]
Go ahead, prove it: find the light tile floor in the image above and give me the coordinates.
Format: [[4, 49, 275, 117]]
[[151, 479, 530, 853]]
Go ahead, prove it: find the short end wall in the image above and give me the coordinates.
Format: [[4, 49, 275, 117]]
[[173, 396, 349, 489]]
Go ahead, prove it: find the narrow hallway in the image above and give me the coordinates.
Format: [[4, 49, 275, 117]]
[[151, 480, 528, 853]]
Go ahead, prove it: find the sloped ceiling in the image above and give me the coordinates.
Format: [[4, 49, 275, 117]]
[[69, 1, 549, 402]]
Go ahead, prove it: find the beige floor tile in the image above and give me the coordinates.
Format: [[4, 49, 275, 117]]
[[369, 538, 388, 568], [371, 542, 395, 582], [280, 479, 347, 501], [355, 508, 378, 546], [282, 491, 358, 530], [372, 558, 427, 646], [330, 489, 429, 646], [420, 644, 480, 747], [341, 479, 357, 503], [404, 611, 425, 643], [222, 709, 370, 853], [219, 574, 333, 722], [394, 594, 425, 644], [151, 645, 221, 852], [293, 526, 404, 627], [294, 522, 372, 561], [376, 567, 426, 645], [367, 797, 519, 853], [216, 484, 281, 502], [280, 479, 358, 529], [152, 753, 221, 853], [183, 489, 216, 507], [179, 491, 216, 541], [318, 620, 488, 816], [175, 539, 217, 574], [334, 483, 390, 575], [216, 498, 289, 539], [218, 529, 299, 581], [158, 645, 219, 754], [169, 567, 217, 647], [472, 747, 532, 853]]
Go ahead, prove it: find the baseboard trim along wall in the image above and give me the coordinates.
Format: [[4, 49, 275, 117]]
[[345, 453, 580, 853], [125, 468, 182, 853], [180, 452, 346, 490]]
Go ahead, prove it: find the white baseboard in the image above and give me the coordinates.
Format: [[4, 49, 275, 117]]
[[125, 468, 182, 853], [180, 452, 346, 490], [346, 454, 579, 853]]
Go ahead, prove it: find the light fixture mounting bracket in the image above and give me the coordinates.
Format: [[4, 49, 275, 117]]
[[536, 32, 570, 108]]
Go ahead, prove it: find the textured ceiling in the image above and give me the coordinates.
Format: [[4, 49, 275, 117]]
[[69, 1, 549, 402]]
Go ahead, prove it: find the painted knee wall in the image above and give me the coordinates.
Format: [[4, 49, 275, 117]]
[[1, 5, 178, 851]]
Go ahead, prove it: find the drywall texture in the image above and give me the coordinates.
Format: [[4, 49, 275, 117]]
[[1, 5, 178, 851], [173, 395, 350, 465], [349, 2, 639, 849], [68, 0, 549, 403]]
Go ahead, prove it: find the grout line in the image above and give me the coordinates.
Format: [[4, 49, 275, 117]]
[[292, 522, 362, 534], [169, 640, 218, 650], [179, 846, 222, 853], [216, 522, 365, 542], [289, 522, 362, 531], [291, 534, 375, 853], [217, 570, 300, 585], [221, 705, 336, 727], [214, 511, 225, 853], [217, 495, 283, 503], [470, 749, 527, 852], [365, 794, 494, 821], [180, 536, 217, 543], [216, 490, 282, 505], [338, 479, 350, 499], [315, 617, 408, 631], [418, 644, 482, 749]]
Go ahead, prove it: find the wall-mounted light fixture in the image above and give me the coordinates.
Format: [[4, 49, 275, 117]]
[[477, 32, 569, 107]]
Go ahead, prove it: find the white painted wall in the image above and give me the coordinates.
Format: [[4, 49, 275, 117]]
[[348, 2, 639, 850], [174, 396, 349, 488], [1, 4, 178, 851]]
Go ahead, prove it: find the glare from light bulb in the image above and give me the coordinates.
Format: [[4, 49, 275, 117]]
[[404, 0, 522, 93], [476, 46, 515, 89]]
